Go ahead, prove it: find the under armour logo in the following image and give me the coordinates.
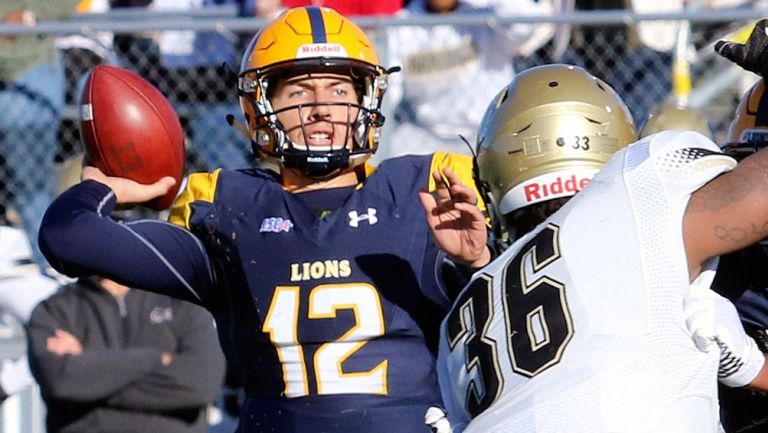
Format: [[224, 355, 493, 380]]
[[348, 208, 378, 228]]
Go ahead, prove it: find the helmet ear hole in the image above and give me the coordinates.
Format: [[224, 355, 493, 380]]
[[595, 81, 607, 92]]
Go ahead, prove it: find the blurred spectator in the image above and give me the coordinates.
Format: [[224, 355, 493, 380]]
[[382, 0, 556, 158], [563, 0, 759, 125], [249, 0, 285, 17], [154, 0, 248, 171], [31, 157, 224, 431], [55, 0, 113, 104], [557, 0, 674, 125], [27, 274, 226, 433], [208, 362, 243, 433], [0, 225, 59, 403], [281, 0, 402, 15], [55, 0, 115, 163], [111, 0, 267, 171], [0, 1, 80, 267]]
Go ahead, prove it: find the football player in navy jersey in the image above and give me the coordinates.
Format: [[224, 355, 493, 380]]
[[38, 6, 491, 433], [710, 29, 768, 430]]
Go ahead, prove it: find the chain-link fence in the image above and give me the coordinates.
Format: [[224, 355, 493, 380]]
[[1, 9, 764, 234], [0, 8, 766, 432], [51, 11, 765, 167]]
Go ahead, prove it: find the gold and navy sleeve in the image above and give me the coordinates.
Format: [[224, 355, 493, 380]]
[[39, 180, 216, 305], [428, 151, 487, 214], [169, 170, 222, 229]]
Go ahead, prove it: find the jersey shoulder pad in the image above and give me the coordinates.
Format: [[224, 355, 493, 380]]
[[169, 170, 222, 229], [631, 130, 735, 171], [626, 131, 736, 197], [429, 151, 487, 213]]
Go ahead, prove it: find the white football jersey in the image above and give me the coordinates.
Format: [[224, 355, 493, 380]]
[[437, 131, 737, 433]]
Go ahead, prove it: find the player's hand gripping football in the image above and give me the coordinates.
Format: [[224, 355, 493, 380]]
[[82, 165, 176, 206], [419, 168, 490, 268], [716, 18, 768, 77], [684, 278, 766, 388]]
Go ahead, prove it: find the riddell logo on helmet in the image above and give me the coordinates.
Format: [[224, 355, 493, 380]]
[[296, 43, 348, 58], [500, 168, 599, 214], [524, 175, 591, 202]]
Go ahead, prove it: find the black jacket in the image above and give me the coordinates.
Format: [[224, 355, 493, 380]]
[[27, 277, 225, 433]]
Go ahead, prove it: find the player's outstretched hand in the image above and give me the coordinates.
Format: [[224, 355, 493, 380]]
[[419, 168, 490, 268], [684, 279, 766, 388], [82, 166, 176, 206], [715, 18, 768, 77]]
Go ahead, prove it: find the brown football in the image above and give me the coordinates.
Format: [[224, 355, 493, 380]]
[[79, 65, 185, 210]]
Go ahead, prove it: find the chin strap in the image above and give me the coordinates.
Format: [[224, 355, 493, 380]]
[[460, 134, 508, 248], [281, 148, 351, 179]]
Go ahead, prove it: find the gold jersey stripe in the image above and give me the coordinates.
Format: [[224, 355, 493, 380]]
[[428, 151, 486, 213], [169, 169, 222, 229]]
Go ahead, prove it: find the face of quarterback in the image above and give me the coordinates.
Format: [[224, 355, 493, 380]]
[[270, 73, 361, 152]]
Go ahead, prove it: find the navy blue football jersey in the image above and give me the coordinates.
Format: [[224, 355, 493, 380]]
[[713, 245, 768, 433], [40, 152, 481, 433]]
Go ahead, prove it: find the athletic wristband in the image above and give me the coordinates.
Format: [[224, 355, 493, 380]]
[[719, 336, 766, 388]]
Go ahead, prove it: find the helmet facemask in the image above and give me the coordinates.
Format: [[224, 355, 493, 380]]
[[239, 59, 388, 178]]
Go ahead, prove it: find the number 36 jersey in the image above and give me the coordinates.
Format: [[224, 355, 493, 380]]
[[438, 131, 736, 433]]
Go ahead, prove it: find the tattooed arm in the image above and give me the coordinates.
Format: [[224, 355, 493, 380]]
[[685, 150, 768, 279], [681, 147, 768, 392]]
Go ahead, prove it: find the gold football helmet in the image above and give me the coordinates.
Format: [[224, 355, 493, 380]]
[[640, 103, 713, 139], [238, 6, 393, 177], [722, 79, 768, 160], [476, 64, 637, 236]]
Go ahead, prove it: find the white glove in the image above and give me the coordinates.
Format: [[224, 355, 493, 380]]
[[684, 281, 765, 388], [425, 406, 453, 433]]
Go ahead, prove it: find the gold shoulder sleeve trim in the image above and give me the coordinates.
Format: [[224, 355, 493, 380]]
[[428, 152, 486, 213], [168, 170, 221, 229]]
